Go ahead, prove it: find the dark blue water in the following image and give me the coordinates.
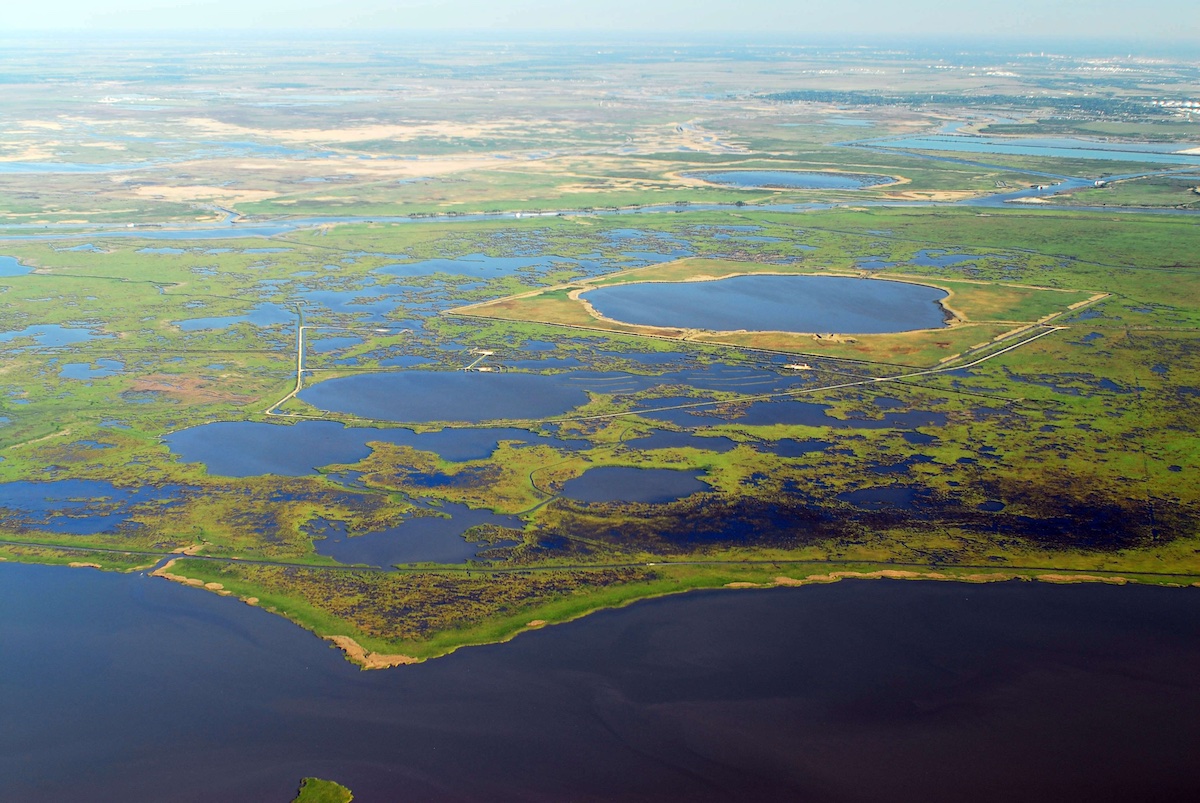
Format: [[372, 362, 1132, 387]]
[[686, 170, 894, 189], [0, 480, 187, 534], [166, 421, 583, 476], [584, 275, 949, 334], [3, 565, 1198, 802], [762, 438, 832, 457], [299, 371, 595, 423], [312, 503, 522, 566], [642, 397, 947, 430], [623, 431, 738, 453], [560, 466, 708, 503]]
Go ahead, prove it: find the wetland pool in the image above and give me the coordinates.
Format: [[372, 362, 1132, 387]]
[[4, 564, 1199, 802], [166, 420, 585, 475], [559, 466, 709, 504], [297, 363, 822, 424], [310, 504, 521, 566], [685, 170, 894, 189], [583, 275, 950, 334]]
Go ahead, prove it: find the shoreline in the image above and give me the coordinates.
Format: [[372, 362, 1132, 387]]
[[138, 558, 1200, 670]]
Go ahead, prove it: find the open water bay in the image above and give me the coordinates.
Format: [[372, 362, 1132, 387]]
[[2, 564, 1199, 802]]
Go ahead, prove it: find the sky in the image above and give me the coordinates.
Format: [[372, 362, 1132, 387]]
[[1, 0, 1197, 41]]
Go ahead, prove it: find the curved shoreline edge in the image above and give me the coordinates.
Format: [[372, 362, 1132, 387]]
[[138, 558, 1200, 670]]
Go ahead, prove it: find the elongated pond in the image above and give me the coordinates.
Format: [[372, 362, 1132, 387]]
[[583, 275, 950, 334], [686, 170, 894, 189]]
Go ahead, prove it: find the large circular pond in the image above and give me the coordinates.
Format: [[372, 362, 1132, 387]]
[[685, 170, 894, 190], [583, 275, 950, 334]]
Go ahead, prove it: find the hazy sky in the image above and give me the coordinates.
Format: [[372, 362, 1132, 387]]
[[1, 0, 1197, 41]]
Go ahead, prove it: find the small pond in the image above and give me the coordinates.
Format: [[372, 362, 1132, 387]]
[[59, 359, 124, 379], [623, 431, 738, 453], [685, 170, 894, 190], [0, 324, 101, 347], [312, 504, 522, 566], [174, 302, 294, 331], [583, 275, 949, 334], [0, 256, 33, 276], [560, 466, 709, 504]]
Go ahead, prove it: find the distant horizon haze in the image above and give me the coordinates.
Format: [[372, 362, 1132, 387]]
[[1, 0, 1197, 44]]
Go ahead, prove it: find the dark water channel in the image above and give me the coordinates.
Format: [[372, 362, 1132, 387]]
[[3, 565, 1199, 802]]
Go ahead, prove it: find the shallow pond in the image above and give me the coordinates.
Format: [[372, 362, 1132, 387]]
[[299, 370, 599, 422], [0, 479, 187, 534], [560, 466, 708, 504], [686, 170, 894, 190], [166, 420, 584, 476], [623, 430, 738, 453], [0, 256, 32, 276], [643, 397, 947, 430], [174, 302, 294, 331], [312, 504, 522, 566], [58, 358, 124, 379], [0, 324, 101, 347], [583, 275, 949, 334]]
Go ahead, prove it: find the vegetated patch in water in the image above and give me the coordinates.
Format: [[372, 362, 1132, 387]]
[[294, 287, 405, 322], [0, 480, 189, 535], [0, 255, 33, 276], [684, 170, 894, 190], [0, 324, 101, 347], [866, 455, 935, 475], [559, 466, 709, 504], [310, 504, 523, 567], [507, 357, 585, 370], [166, 420, 585, 476], [299, 371, 595, 422], [308, 335, 363, 354], [135, 247, 186, 254], [376, 254, 554, 279], [644, 397, 947, 430], [623, 430, 738, 453], [379, 354, 430, 368], [582, 275, 950, 334]]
